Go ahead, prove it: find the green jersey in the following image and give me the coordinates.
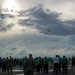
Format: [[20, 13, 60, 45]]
[[62, 57, 67, 63], [34, 59, 40, 65], [43, 58, 49, 64]]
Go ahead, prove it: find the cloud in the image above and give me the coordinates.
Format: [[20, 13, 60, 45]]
[[0, 33, 75, 57], [0, 13, 15, 19], [0, 2, 75, 58], [66, 35, 75, 45], [18, 5, 75, 36], [0, 33, 60, 57], [0, 19, 14, 31]]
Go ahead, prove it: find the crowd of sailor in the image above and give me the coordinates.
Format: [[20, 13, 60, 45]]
[[0, 54, 75, 75]]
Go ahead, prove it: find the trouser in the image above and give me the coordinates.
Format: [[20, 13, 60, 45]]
[[7, 68, 12, 74], [24, 69, 27, 75], [43, 64, 48, 74], [20, 62, 22, 67], [0, 64, 1, 70], [39, 64, 42, 73], [58, 63, 61, 73], [36, 65, 40, 73], [23, 67, 27, 75], [53, 63, 58, 74], [2, 65, 6, 72], [27, 70, 33, 75], [62, 63, 67, 74], [72, 62, 75, 68], [7, 65, 12, 74]]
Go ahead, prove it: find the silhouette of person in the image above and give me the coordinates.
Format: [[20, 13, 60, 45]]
[[38, 57, 43, 73], [0, 57, 2, 71], [72, 56, 75, 68], [7, 56, 13, 74], [34, 57, 40, 73], [2, 58, 7, 72], [23, 57, 27, 75], [43, 56, 49, 74], [58, 55, 61, 74], [53, 55, 59, 74], [25, 54, 35, 75], [62, 56, 68, 74]]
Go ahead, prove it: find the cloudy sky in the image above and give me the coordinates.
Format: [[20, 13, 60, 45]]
[[0, 0, 75, 58]]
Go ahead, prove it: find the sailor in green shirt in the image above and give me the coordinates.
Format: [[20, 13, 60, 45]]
[[43, 58, 49, 64], [62, 56, 68, 74], [19, 58, 23, 67], [34, 58, 40, 73], [48, 57, 53, 62], [34, 58, 40, 66], [43, 57, 49, 74]]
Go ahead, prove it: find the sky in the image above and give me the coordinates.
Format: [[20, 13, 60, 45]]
[[0, 0, 75, 58]]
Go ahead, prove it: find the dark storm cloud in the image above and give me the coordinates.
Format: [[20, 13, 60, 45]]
[[0, 19, 14, 31], [18, 5, 75, 36]]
